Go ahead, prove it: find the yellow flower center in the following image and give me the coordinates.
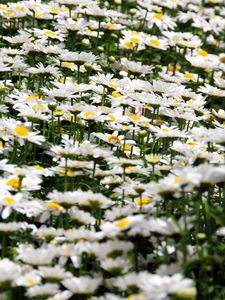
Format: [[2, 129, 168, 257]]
[[141, 122, 150, 127], [6, 178, 21, 189], [168, 64, 180, 72], [45, 202, 62, 211], [83, 111, 96, 118], [60, 168, 74, 176], [126, 166, 135, 171], [130, 115, 141, 121], [27, 278, 37, 286], [3, 197, 15, 204], [44, 30, 57, 38], [121, 144, 132, 151], [109, 114, 116, 121], [162, 127, 170, 133], [112, 91, 122, 98], [14, 126, 29, 137], [35, 13, 43, 18], [0, 5, 7, 11], [62, 61, 75, 69], [108, 135, 121, 144], [51, 7, 60, 13], [154, 12, 163, 19], [135, 197, 152, 206], [32, 103, 45, 111], [184, 73, 194, 79], [148, 155, 160, 163], [174, 177, 181, 184], [34, 165, 45, 171], [129, 37, 140, 43], [25, 95, 38, 101], [108, 81, 118, 89], [150, 39, 161, 47], [106, 23, 117, 29], [115, 219, 131, 229], [198, 49, 208, 56], [124, 41, 135, 49], [6, 10, 13, 17], [54, 110, 65, 118], [127, 294, 145, 300], [186, 141, 198, 147]]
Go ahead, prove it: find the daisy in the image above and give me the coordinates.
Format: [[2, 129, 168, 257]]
[[147, 11, 177, 31], [68, 207, 96, 225], [185, 53, 219, 70], [178, 71, 199, 82], [57, 17, 89, 32], [17, 244, 58, 266], [49, 137, 79, 159], [100, 257, 130, 274], [153, 0, 180, 9], [78, 109, 103, 121], [33, 28, 66, 41], [28, 63, 61, 79], [62, 276, 102, 295], [0, 259, 22, 284], [46, 291, 73, 300], [112, 58, 153, 75], [2, 3, 28, 19], [93, 131, 127, 146], [15, 104, 50, 122], [138, 273, 196, 299], [26, 283, 60, 298], [198, 84, 225, 97], [1, 119, 45, 146], [38, 265, 72, 281], [59, 51, 98, 64], [75, 141, 113, 160], [214, 77, 225, 89], [90, 73, 119, 89], [0, 191, 23, 219], [16, 271, 41, 287], [41, 86, 75, 101], [101, 215, 146, 237], [119, 30, 144, 49], [102, 22, 125, 31], [145, 35, 169, 50], [148, 217, 180, 235]]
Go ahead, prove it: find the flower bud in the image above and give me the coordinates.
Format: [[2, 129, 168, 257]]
[[108, 56, 116, 62], [97, 46, 104, 52], [129, 8, 137, 15], [81, 38, 91, 47], [139, 130, 147, 137], [48, 102, 57, 111]]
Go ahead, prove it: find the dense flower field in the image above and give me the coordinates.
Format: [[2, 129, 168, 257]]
[[0, 0, 225, 299]]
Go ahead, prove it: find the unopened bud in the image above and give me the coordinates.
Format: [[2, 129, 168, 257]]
[[97, 46, 104, 52], [81, 38, 91, 47], [108, 56, 116, 62]]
